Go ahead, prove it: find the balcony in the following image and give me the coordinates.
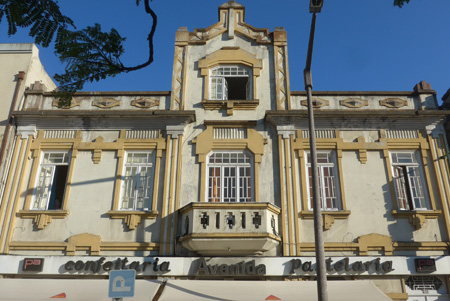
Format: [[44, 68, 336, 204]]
[[178, 202, 281, 256]]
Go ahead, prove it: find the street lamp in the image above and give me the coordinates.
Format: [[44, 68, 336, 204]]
[[304, 1, 328, 301]]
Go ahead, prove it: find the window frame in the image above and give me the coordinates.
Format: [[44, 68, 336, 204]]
[[206, 150, 254, 203], [305, 151, 341, 211], [390, 151, 430, 211], [209, 65, 251, 101], [119, 151, 155, 211], [31, 151, 71, 211]]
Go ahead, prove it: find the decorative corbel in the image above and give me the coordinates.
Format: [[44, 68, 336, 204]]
[[409, 213, 426, 230], [323, 214, 335, 231], [34, 214, 52, 230]]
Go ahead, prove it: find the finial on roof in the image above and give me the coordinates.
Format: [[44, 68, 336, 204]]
[[219, 0, 244, 9]]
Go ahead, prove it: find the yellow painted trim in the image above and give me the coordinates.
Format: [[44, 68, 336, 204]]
[[62, 150, 77, 211], [9, 241, 159, 253], [284, 137, 294, 255], [3, 137, 29, 253], [197, 47, 262, 114], [166, 136, 178, 255], [0, 136, 21, 252], [290, 136, 300, 256], [159, 135, 172, 255], [336, 149, 347, 211], [298, 149, 309, 216], [428, 136, 450, 241], [274, 45, 282, 110], [278, 135, 288, 255], [436, 135, 450, 242], [194, 125, 265, 204], [421, 149, 438, 210], [298, 241, 448, 253]]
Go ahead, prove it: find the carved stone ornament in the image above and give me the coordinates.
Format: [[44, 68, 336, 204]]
[[340, 98, 368, 108], [131, 98, 160, 109], [300, 97, 329, 108], [52, 98, 80, 109], [92, 98, 120, 108], [379, 98, 408, 108]]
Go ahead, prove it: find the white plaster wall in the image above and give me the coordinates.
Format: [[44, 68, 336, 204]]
[[0, 44, 55, 136]]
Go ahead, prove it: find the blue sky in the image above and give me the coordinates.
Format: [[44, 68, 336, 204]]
[[2, 0, 449, 103]]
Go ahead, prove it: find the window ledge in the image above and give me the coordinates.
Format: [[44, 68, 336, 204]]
[[391, 210, 441, 230], [107, 210, 158, 230], [201, 99, 259, 116], [300, 210, 351, 231], [17, 210, 69, 230]]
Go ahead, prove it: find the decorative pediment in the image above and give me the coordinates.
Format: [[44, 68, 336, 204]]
[[131, 98, 160, 109], [380, 98, 408, 108], [188, 1, 271, 45], [300, 97, 329, 108], [340, 98, 368, 108], [92, 98, 120, 108]]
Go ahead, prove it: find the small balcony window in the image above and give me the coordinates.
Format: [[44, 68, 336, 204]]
[[210, 66, 251, 100]]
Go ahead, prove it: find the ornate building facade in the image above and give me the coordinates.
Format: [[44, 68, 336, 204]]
[[1, 2, 450, 300]]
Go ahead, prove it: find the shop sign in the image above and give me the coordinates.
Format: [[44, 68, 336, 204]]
[[63, 257, 170, 274], [195, 258, 266, 276], [289, 257, 394, 274], [22, 258, 44, 272], [415, 258, 436, 273]]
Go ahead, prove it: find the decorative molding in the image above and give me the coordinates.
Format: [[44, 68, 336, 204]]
[[52, 98, 80, 109], [391, 210, 441, 230], [201, 99, 260, 116], [340, 98, 368, 108], [275, 44, 290, 110], [170, 45, 187, 110], [131, 98, 160, 109], [300, 97, 329, 108], [17, 210, 70, 230], [379, 98, 408, 108], [107, 211, 159, 231], [358, 233, 393, 256], [66, 233, 101, 256], [92, 98, 120, 108], [300, 211, 351, 231]]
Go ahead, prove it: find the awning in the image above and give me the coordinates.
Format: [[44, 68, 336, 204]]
[[0, 279, 160, 300], [0, 279, 391, 300], [157, 280, 392, 301]]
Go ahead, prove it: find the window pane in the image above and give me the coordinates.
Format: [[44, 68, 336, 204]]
[[34, 166, 53, 209], [33, 151, 70, 210]]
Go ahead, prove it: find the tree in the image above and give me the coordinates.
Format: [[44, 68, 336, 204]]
[[0, 0, 157, 105], [394, 0, 411, 7]]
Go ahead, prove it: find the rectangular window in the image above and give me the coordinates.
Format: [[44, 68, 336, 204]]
[[32, 151, 70, 210], [210, 66, 250, 100], [391, 152, 428, 210], [306, 152, 339, 210], [207, 151, 252, 202], [121, 152, 154, 210]]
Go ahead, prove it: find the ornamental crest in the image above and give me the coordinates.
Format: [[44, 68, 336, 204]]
[[379, 98, 408, 108], [131, 98, 160, 109], [300, 97, 329, 108]]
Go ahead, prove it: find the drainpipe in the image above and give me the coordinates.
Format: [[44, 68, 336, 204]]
[[0, 71, 26, 181]]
